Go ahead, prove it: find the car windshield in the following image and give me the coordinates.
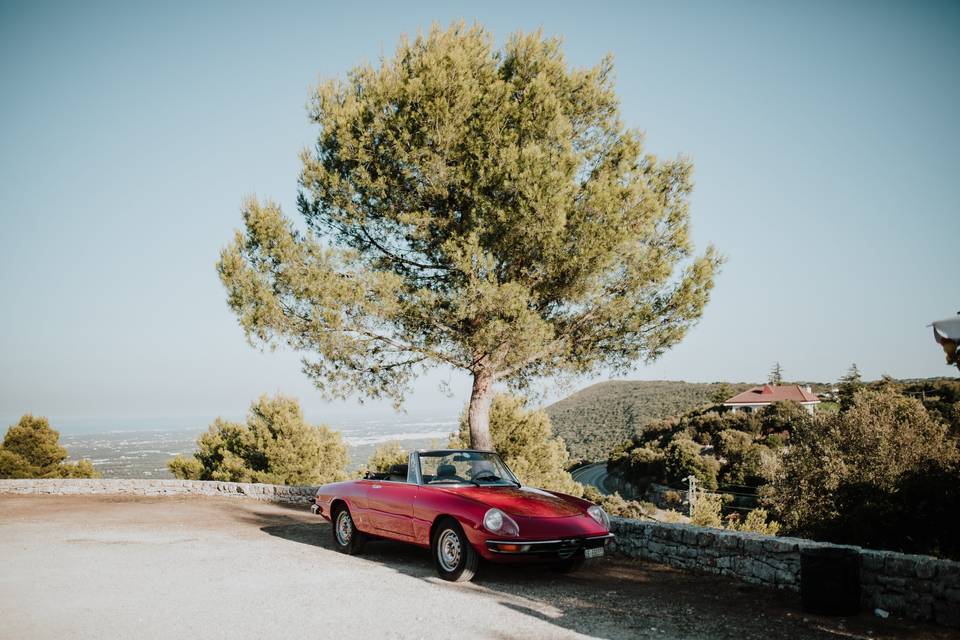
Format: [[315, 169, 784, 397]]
[[418, 451, 519, 487]]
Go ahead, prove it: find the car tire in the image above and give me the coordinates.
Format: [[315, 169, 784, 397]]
[[551, 554, 585, 574], [431, 518, 478, 582], [331, 504, 365, 555]]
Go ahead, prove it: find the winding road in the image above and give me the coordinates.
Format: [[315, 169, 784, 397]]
[[572, 463, 612, 495]]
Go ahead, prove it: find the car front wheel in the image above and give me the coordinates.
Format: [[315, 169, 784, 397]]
[[331, 504, 365, 555], [431, 518, 478, 582]]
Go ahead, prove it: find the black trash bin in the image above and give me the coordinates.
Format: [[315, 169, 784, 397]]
[[800, 546, 861, 615]]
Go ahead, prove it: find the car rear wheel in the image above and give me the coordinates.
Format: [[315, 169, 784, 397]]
[[431, 518, 478, 582], [331, 504, 365, 555]]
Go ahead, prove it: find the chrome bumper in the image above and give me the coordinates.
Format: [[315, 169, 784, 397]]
[[486, 533, 614, 555]]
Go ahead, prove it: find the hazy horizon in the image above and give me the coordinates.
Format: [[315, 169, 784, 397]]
[[2, 1, 958, 424]]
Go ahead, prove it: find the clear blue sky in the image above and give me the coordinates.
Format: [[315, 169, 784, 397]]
[[1, 1, 958, 428]]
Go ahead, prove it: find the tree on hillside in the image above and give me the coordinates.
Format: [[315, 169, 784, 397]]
[[0, 414, 99, 479], [168, 394, 348, 485], [770, 388, 959, 555], [217, 23, 720, 450], [768, 362, 784, 386], [837, 363, 864, 411], [709, 383, 734, 405], [451, 394, 582, 495]]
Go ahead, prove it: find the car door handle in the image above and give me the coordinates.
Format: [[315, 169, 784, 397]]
[[371, 484, 382, 489]]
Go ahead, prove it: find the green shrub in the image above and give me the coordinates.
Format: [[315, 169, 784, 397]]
[[0, 415, 99, 479], [759, 400, 809, 435], [770, 388, 959, 557], [167, 394, 348, 485], [661, 509, 686, 523], [690, 490, 723, 528], [715, 429, 772, 487], [736, 508, 781, 535], [358, 441, 408, 477], [664, 437, 718, 490], [663, 490, 682, 507], [582, 486, 653, 519], [763, 433, 785, 449]]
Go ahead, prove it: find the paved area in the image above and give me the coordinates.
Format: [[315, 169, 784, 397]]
[[0, 495, 950, 640]]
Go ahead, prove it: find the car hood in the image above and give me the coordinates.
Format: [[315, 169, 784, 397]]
[[441, 486, 584, 518]]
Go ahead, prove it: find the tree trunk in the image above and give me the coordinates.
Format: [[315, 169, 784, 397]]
[[467, 369, 494, 451]]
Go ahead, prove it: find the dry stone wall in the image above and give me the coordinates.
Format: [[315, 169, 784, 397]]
[[0, 478, 318, 504], [610, 518, 960, 627]]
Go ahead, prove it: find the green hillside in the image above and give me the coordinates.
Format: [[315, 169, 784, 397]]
[[545, 380, 755, 461]]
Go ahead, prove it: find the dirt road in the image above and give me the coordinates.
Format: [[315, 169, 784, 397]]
[[0, 495, 947, 639]]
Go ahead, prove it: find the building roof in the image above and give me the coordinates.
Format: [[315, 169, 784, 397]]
[[724, 384, 820, 405]]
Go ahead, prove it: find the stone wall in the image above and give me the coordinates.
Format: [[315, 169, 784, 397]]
[[0, 478, 318, 505], [610, 518, 960, 627]]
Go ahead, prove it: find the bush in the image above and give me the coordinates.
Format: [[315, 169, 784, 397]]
[[690, 490, 723, 528], [660, 509, 687, 523], [715, 429, 774, 487], [359, 441, 408, 477], [452, 394, 582, 496], [582, 486, 653, 519], [759, 400, 808, 435], [736, 508, 781, 535], [663, 490, 682, 507], [0, 415, 99, 479], [770, 388, 959, 557], [168, 394, 348, 485], [664, 437, 718, 490], [763, 433, 785, 449]]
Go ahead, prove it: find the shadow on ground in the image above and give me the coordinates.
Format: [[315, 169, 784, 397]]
[[242, 503, 949, 640]]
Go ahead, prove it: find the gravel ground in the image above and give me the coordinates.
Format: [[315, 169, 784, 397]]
[[0, 495, 950, 640]]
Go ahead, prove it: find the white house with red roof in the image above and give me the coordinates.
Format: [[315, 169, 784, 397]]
[[723, 384, 820, 414]]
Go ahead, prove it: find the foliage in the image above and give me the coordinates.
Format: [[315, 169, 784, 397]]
[[715, 429, 765, 486], [167, 394, 348, 485], [898, 378, 960, 436], [689, 490, 781, 534], [664, 437, 719, 490], [770, 388, 960, 557], [690, 490, 723, 528], [759, 400, 809, 435], [660, 509, 687, 523], [0, 415, 99, 479], [582, 486, 654, 519], [358, 441, 408, 477], [451, 394, 581, 495], [546, 380, 752, 460], [768, 362, 783, 385], [837, 363, 864, 411], [217, 23, 721, 450], [709, 383, 734, 405], [608, 400, 802, 502], [733, 508, 781, 535]]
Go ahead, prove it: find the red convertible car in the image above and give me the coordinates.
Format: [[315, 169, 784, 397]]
[[311, 449, 613, 582]]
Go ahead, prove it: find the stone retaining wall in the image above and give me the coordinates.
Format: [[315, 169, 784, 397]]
[[610, 518, 960, 627], [0, 478, 318, 505]]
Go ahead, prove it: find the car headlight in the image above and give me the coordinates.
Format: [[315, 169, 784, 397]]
[[587, 505, 610, 529], [482, 508, 519, 536]]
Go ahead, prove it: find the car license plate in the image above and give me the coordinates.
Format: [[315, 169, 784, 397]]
[[585, 547, 604, 559]]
